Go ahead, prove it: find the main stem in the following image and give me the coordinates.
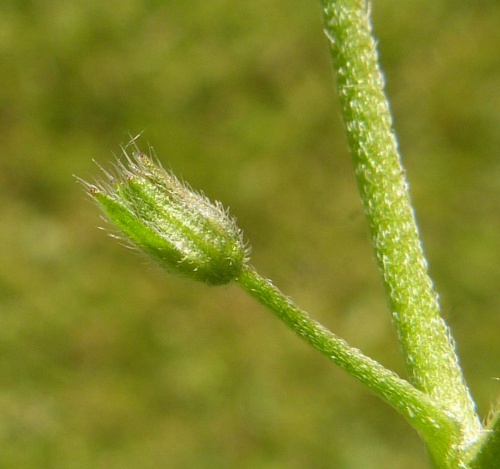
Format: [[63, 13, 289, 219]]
[[320, 0, 480, 444], [237, 265, 459, 462]]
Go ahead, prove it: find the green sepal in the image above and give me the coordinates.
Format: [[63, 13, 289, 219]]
[[88, 153, 248, 285]]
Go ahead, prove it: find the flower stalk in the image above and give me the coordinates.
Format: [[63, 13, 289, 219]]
[[236, 265, 461, 459]]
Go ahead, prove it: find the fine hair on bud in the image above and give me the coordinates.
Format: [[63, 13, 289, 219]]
[[85, 147, 250, 285]]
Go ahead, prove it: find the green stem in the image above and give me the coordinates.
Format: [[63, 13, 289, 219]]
[[237, 265, 460, 463], [320, 0, 480, 443]]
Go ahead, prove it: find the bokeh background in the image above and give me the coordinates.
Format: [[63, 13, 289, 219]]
[[1, 0, 499, 467]]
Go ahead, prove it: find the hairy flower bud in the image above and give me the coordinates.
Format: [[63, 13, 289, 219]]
[[85, 151, 249, 285]]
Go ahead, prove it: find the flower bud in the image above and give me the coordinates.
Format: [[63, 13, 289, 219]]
[[86, 151, 249, 285]]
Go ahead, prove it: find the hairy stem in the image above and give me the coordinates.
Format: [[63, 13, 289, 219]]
[[320, 0, 480, 446], [237, 265, 460, 462]]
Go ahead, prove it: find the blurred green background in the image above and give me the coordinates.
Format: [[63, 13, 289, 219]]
[[1, 0, 499, 467]]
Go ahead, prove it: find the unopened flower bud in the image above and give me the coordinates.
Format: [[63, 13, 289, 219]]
[[85, 151, 249, 285]]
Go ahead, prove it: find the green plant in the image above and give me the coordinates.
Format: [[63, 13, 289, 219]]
[[83, 1, 499, 467]]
